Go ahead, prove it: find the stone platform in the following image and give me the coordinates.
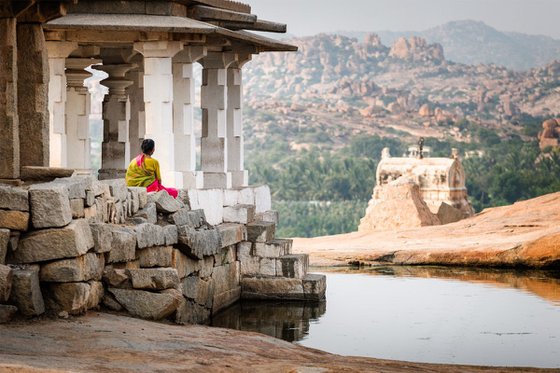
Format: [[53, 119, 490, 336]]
[[0, 178, 325, 324]]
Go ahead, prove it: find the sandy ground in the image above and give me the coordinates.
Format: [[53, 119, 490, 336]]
[[0, 312, 555, 373], [293, 192, 560, 267]]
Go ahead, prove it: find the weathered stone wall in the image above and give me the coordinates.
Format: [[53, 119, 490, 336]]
[[0, 178, 325, 324]]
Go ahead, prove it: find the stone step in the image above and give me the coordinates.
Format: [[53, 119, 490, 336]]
[[216, 223, 247, 248], [253, 238, 292, 258], [240, 273, 326, 301], [254, 210, 279, 225], [246, 221, 275, 243], [223, 204, 255, 224], [276, 254, 309, 279]]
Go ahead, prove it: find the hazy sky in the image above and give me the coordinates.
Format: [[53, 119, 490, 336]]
[[250, 0, 560, 39]]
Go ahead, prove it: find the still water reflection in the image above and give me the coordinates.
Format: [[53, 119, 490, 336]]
[[212, 267, 560, 368]]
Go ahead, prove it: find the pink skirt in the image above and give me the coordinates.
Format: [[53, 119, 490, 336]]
[[146, 179, 178, 199]]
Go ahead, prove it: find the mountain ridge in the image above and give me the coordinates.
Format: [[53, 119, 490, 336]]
[[335, 20, 560, 70]]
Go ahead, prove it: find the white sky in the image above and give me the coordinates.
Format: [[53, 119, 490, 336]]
[[249, 0, 560, 39]]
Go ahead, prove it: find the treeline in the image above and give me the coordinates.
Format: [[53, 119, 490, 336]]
[[247, 134, 560, 238]]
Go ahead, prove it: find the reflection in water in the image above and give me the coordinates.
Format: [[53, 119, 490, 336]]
[[212, 300, 326, 342], [213, 267, 560, 368]]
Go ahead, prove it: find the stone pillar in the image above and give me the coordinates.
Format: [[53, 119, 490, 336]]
[[227, 55, 251, 187], [18, 23, 53, 168], [134, 41, 183, 187], [94, 64, 135, 179], [0, 18, 19, 179], [126, 54, 145, 160], [172, 46, 206, 189], [46, 41, 78, 167], [200, 52, 237, 189], [65, 58, 99, 170]]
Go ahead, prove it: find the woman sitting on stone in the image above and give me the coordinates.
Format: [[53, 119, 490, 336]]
[[125, 139, 178, 199]]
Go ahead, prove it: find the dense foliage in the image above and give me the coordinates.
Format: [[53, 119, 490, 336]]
[[248, 134, 560, 238]]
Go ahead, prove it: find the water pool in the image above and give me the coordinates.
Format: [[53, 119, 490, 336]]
[[212, 267, 560, 368]]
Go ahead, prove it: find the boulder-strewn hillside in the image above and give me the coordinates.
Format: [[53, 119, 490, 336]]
[[341, 20, 560, 71], [243, 32, 560, 152]]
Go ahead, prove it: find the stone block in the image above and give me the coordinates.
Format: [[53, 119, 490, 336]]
[[0, 264, 13, 302], [241, 277, 304, 300], [237, 188, 254, 205], [135, 223, 165, 249], [199, 256, 214, 278], [84, 205, 98, 222], [89, 223, 112, 253], [112, 260, 140, 270], [87, 280, 104, 309], [254, 185, 272, 213], [85, 190, 95, 207], [109, 288, 179, 320], [163, 225, 178, 246], [40, 253, 104, 282], [175, 298, 210, 324], [91, 180, 110, 197], [211, 262, 240, 295], [236, 241, 252, 262], [70, 198, 85, 219], [0, 304, 18, 323], [183, 276, 214, 307], [222, 189, 240, 207], [246, 221, 275, 243], [177, 226, 221, 259], [0, 229, 10, 264], [276, 254, 309, 279], [15, 219, 94, 263], [217, 223, 246, 248], [102, 293, 123, 311], [8, 231, 19, 254], [103, 266, 130, 288], [223, 204, 255, 224], [128, 187, 148, 209], [0, 210, 29, 231], [254, 210, 279, 225], [128, 268, 179, 290], [138, 246, 173, 268], [188, 189, 223, 226], [0, 185, 29, 211], [52, 176, 93, 199], [44, 282, 90, 315], [134, 203, 157, 224], [29, 183, 72, 229], [100, 179, 128, 201], [10, 265, 45, 316], [303, 274, 327, 301], [171, 249, 199, 279], [212, 286, 241, 314], [169, 208, 205, 228], [260, 258, 277, 277], [254, 239, 292, 258], [153, 190, 183, 213], [239, 256, 261, 277], [106, 226, 136, 263], [128, 188, 139, 214], [214, 245, 236, 267]]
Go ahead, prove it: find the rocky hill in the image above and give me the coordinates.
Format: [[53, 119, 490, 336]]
[[341, 20, 560, 71], [243, 32, 560, 153]]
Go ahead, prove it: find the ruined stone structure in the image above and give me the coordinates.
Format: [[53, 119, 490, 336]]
[[0, 0, 325, 324], [359, 147, 474, 231], [538, 118, 560, 151]]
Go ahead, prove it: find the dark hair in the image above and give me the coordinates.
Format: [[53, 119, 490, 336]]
[[141, 139, 155, 154]]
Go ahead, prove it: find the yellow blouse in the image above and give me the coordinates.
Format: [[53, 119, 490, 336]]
[[125, 154, 162, 187]]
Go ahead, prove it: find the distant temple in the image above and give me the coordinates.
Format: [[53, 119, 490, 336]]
[[359, 144, 474, 231]]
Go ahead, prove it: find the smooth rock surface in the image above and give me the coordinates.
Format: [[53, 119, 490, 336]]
[[15, 219, 94, 263], [294, 192, 560, 268], [0, 312, 544, 372]]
